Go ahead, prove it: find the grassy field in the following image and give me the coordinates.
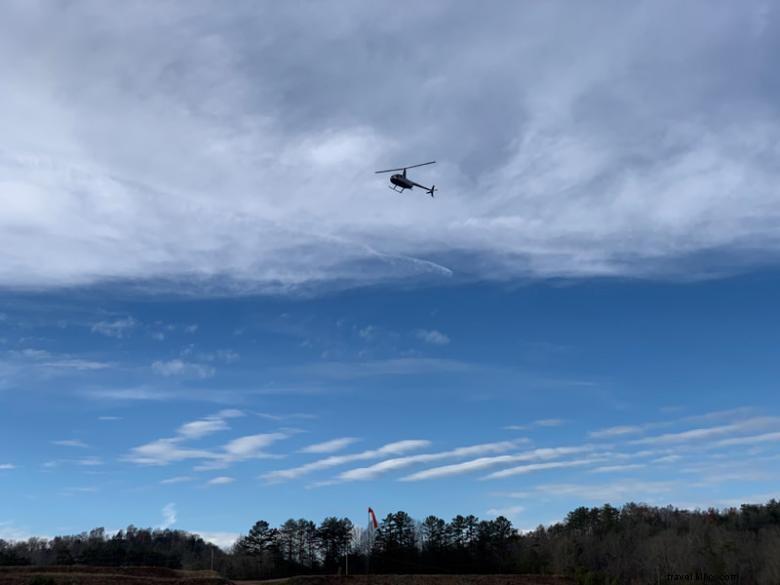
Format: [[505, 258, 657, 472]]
[[230, 575, 573, 585], [0, 568, 573, 585], [0, 565, 230, 585]]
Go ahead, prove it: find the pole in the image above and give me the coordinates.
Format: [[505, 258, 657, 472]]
[[345, 552, 349, 576]]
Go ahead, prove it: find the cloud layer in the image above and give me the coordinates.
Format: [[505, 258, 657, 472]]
[[1, 2, 779, 292]]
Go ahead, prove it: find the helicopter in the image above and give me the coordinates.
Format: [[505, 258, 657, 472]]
[[375, 161, 437, 197]]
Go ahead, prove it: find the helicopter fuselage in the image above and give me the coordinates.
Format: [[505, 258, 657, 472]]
[[390, 173, 414, 190]]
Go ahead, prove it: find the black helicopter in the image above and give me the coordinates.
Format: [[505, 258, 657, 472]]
[[375, 161, 437, 197]]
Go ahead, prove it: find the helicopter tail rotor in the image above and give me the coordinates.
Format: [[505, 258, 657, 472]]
[[427, 185, 436, 198]]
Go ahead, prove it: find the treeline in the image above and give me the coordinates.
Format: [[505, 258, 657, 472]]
[[3, 501, 780, 584], [0, 526, 223, 570]]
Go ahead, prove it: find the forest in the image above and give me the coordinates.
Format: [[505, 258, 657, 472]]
[[2, 500, 780, 585]]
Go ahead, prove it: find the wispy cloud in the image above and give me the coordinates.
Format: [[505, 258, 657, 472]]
[[1, 4, 779, 292], [337, 440, 525, 482], [196, 531, 240, 550], [400, 445, 597, 482], [83, 387, 177, 401], [486, 505, 525, 519], [62, 486, 99, 495], [207, 476, 235, 486], [152, 359, 215, 379], [295, 358, 475, 380], [42, 457, 103, 469], [415, 329, 450, 345], [630, 417, 780, 445], [0, 521, 37, 542], [483, 458, 602, 480], [177, 417, 229, 439], [589, 408, 757, 439], [195, 433, 288, 471], [590, 463, 646, 473], [358, 325, 376, 340], [91, 318, 136, 338], [589, 424, 648, 438], [263, 439, 431, 483], [160, 503, 176, 529], [504, 418, 565, 431], [124, 438, 217, 466], [0, 464, 16, 470], [52, 439, 89, 449], [160, 476, 194, 485], [42, 359, 112, 370], [300, 437, 360, 454], [713, 431, 780, 447], [535, 480, 678, 502], [125, 426, 287, 468]]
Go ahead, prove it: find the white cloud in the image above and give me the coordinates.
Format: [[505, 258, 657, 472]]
[[0, 521, 39, 542], [589, 424, 647, 438], [263, 439, 431, 482], [126, 427, 288, 467], [160, 476, 194, 485], [358, 326, 376, 340], [91, 318, 136, 338], [400, 445, 596, 481], [124, 438, 217, 466], [2, 4, 779, 292], [217, 409, 244, 419], [535, 419, 564, 427], [630, 417, 780, 445], [0, 464, 15, 470], [590, 463, 646, 473], [337, 440, 524, 482], [62, 486, 99, 495], [415, 329, 450, 345], [75, 457, 103, 466], [207, 476, 235, 486], [652, 454, 683, 464], [52, 439, 89, 448], [536, 480, 677, 502], [84, 387, 176, 401], [177, 418, 229, 440], [300, 437, 360, 454], [42, 359, 112, 370], [196, 531, 240, 550], [486, 505, 525, 519], [483, 458, 601, 480], [161, 503, 176, 529], [223, 433, 285, 458], [98, 416, 122, 421], [152, 359, 215, 379], [299, 357, 474, 380], [714, 431, 780, 447], [505, 418, 565, 431]]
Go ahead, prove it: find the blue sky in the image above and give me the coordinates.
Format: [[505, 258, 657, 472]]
[[2, 1, 780, 548], [3, 275, 780, 546]]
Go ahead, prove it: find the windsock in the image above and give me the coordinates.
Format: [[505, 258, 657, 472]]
[[368, 507, 378, 529]]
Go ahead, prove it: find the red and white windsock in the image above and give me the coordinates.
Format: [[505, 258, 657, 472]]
[[368, 507, 378, 529]]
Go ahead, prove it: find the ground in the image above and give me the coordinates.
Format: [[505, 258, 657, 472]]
[[0, 569, 574, 585]]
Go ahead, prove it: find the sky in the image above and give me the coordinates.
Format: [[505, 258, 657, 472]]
[[1, 0, 780, 549]]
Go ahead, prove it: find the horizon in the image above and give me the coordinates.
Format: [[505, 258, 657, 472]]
[[2, 1, 780, 553]]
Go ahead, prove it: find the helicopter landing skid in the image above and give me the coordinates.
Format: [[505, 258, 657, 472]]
[[389, 185, 406, 193]]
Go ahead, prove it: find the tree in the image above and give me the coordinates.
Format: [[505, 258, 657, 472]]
[[318, 517, 353, 572], [235, 520, 278, 556]]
